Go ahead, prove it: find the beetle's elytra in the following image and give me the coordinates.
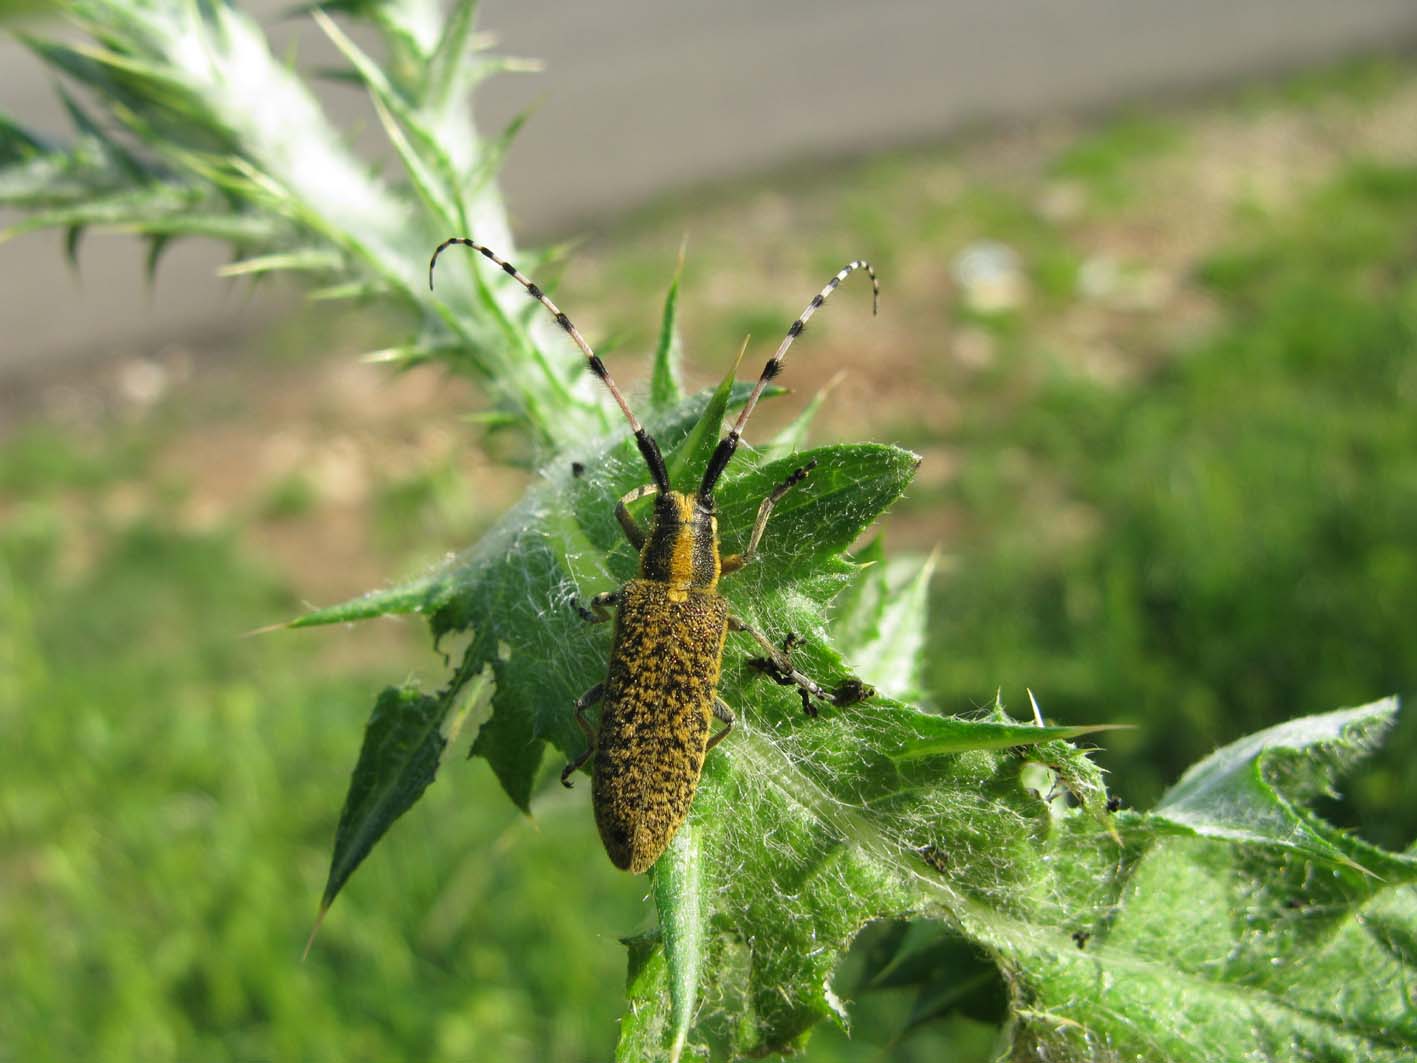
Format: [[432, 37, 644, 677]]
[[430, 239, 878, 874]]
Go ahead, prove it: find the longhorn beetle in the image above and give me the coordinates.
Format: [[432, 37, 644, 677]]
[[430, 238, 878, 874]]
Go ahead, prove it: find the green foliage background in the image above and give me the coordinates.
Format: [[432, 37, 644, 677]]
[[933, 159, 1417, 850], [2, 2, 1415, 1060]]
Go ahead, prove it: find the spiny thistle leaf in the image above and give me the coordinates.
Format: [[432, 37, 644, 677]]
[[618, 932, 674, 1062], [832, 539, 937, 701], [1153, 698, 1404, 871], [0, 113, 48, 164], [998, 697, 1414, 1061], [216, 248, 343, 278], [421, 0, 481, 112], [317, 685, 446, 917], [314, 664, 491, 936], [650, 248, 687, 410], [1, 0, 602, 444], [299, 385, 1122, 1061], [664, 353, 735, 494]]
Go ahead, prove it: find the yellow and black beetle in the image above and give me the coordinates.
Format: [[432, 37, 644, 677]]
[[430, 238, 877, 874]]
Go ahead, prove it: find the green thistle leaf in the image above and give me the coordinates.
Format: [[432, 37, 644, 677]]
[[999, 697, 1415, 1062], [317, 685, 447, 917], [832, 541, 938, 701], [650, 249, 686, 409]]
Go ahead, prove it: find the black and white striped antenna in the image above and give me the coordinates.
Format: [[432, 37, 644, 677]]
[[430, 236, 671, 493]]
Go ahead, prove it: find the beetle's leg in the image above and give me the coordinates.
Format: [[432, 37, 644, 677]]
[[575, 590, 620, 624], [615, 483, 657, 551], [721, 460, 817, 574], [561, 682, 605, 787], [706, 696, 736, 751], [732, 619, 876, 715], [729, 615, 832, 716]]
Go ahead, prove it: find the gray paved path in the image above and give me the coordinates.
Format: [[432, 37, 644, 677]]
[[3, 0, 1417, 374]]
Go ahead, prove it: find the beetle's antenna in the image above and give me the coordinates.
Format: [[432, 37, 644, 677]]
[[431, 237, 670, 493], [698, 261, 877, 499]]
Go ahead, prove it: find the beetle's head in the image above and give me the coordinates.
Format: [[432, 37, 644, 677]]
[[640, 491, 720, 590]]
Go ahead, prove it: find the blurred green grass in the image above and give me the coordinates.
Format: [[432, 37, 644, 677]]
[[4, 54, 1417, 1060], [933, 159, 1417, 846]]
